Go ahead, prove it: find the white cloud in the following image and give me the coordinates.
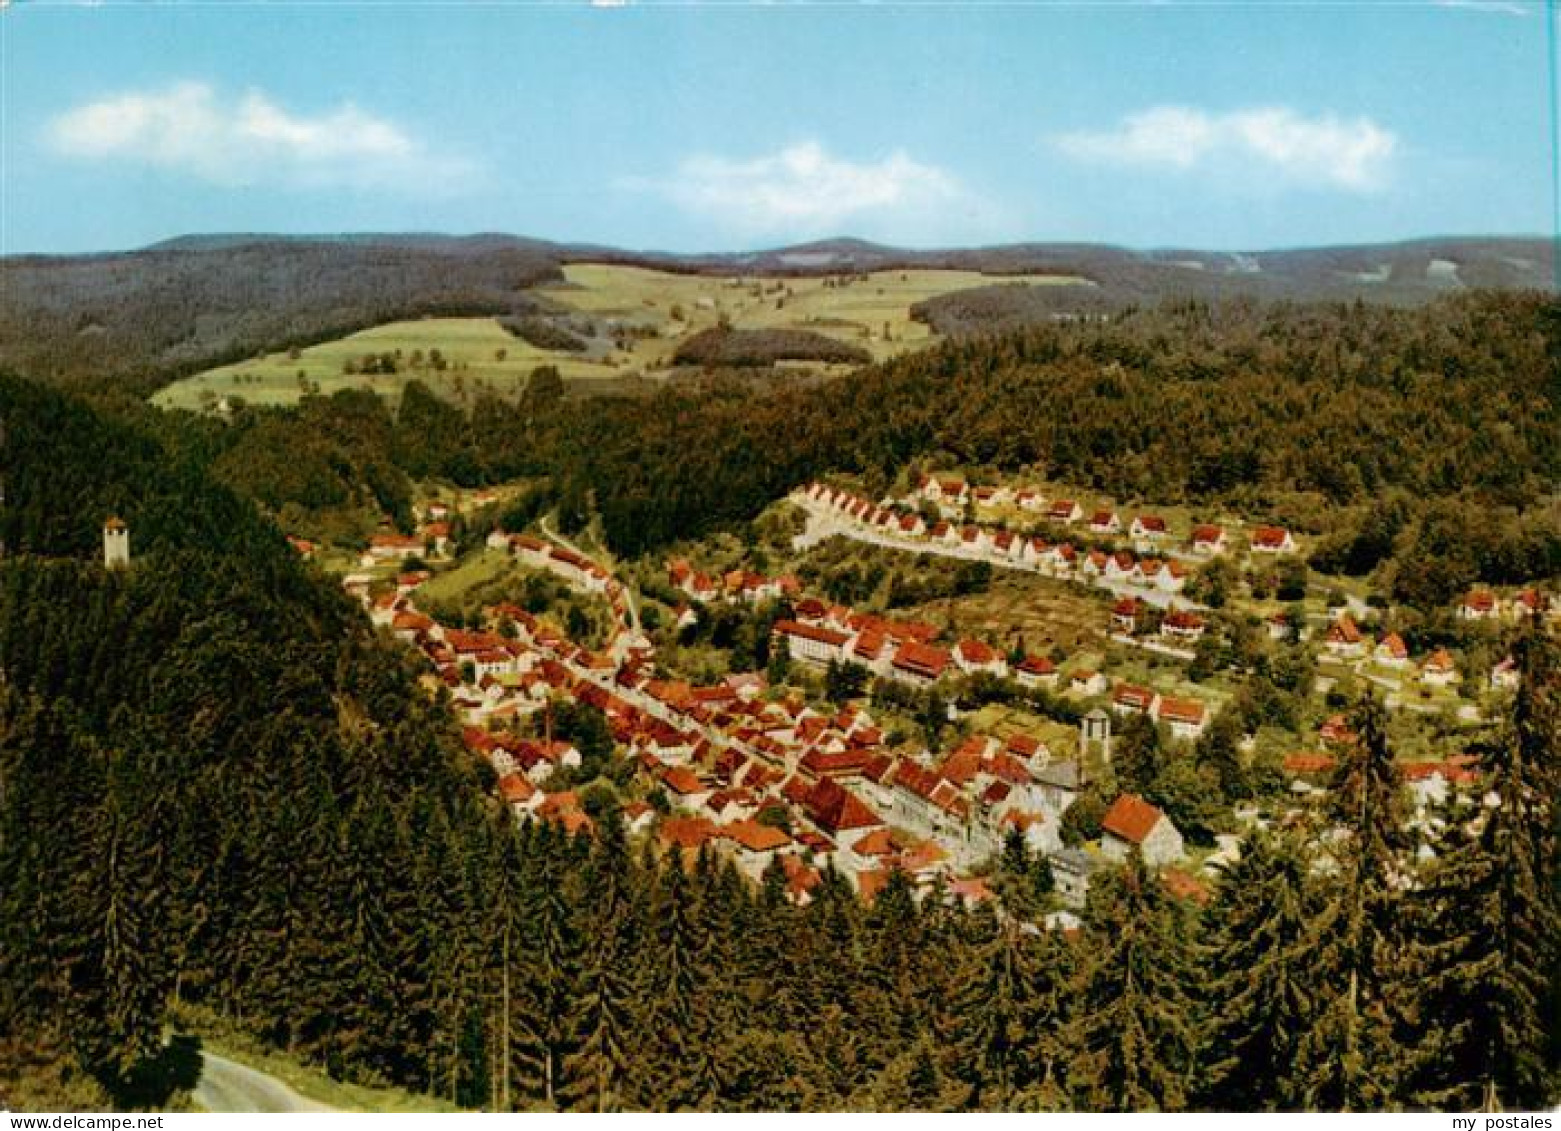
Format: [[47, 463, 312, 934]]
[[1055, 105, 1398, 192], [49, 82, 468, 190], [627, 142, 965, 238], [1433, 0, 1530, 15]]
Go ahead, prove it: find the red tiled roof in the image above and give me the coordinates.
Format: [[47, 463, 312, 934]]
[[1112, 683, 1157, 711], [956, 638, 998, 664], [661, 766, 707, 796], [1157, 697, 1205, 725], [722, 819, 791, 853], [1377, 632, 1408, 658], [1102, 793, 1165, 845], [1017, 654, 1056, 676], [1327, 616, 1362, 645], [892, 641, 951, 679], [804, 778, 882, 835], [497, 774, 536, 805], [660, 816, 718, 850], [773, 619, 850, 648]]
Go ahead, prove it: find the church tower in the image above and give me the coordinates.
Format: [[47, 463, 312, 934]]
[[104, 517, 130, 569]]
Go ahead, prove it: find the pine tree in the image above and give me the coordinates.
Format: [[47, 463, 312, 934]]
[[1066, 850, 1198, 1111], [947, 904, 1065, 1109], [628, 858, 717, 1110], [510, 829, 577, 1109], [1292, 693, 1411, 1110], [561, 817, 635, 1111], [1199, 831, 1316, 1109], [1112, 713, 1163, 797]]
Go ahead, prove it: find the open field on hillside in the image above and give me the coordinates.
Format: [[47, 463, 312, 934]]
[[153, 317, 620, 412], [155, 264, 1082, 412], [550, 264, 1086, 365]]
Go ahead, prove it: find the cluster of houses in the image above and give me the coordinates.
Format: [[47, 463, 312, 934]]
[[1320, 613, 1536, 694], [344, 540, 1190, 911], [1456, 587, 1554, 624], [667, 559, 802, 606], [908, 475, 1297, 556]]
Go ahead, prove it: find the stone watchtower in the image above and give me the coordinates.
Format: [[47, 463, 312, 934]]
[[104, 517, 130, 569], [1080, 707, 1112, 767]]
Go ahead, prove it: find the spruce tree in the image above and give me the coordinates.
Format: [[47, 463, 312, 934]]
[[1066, 850, 1198, 1111], [1199, 830, 1315, 1109], [1292, 693, 1411, 1110]]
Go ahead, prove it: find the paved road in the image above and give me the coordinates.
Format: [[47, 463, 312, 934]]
[[193, 1051, 337, 1113]]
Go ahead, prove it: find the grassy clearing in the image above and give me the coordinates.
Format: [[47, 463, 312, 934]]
[[415, 547, 516, 606], [156, 264, 1083, 412], [553, 263, 1084, 366], [153, 317, 618, 413]]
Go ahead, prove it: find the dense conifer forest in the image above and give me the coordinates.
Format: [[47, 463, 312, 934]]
[[0, 284, 1558, 1111]]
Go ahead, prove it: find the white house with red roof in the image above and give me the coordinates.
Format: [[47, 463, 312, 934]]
[[1110, 597, 1142, 635], [1325, 615, 1367, 659], [1100, 794, 1184, 865], [954, 638, 1008, 678], [889, 641, 952, 686], [1459, 590, 1498, 621], [1250, 525, 1296, 554], [1111, 683, 1160, 717], [773, 619, 850, 667], [1154, 696, 1208, 741], [1419, 648, 1458, 687], [1129, 515, 1168, 547], [1161, 611, 1206, 642], [1190, 525, 1227, 555], [1014, 654, 1060, 690], [1374, 632, 1410, 668], [1089, 510, 1122, 535], [1048, 499, 1083, 524], [362, 531, 424, 566]]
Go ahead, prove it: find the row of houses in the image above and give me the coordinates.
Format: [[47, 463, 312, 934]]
[[1457, 587, 1554, 623], [908, 476, 1297, 555], [1324, 617, 1462, 687], [799, 482, 1194, 596]]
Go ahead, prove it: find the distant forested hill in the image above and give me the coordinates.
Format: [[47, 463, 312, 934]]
[[0, 234, 1549, 399], [0, 241, 561, 397]]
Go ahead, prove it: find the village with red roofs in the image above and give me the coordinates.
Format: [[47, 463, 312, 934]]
[[310, 466, 1556, 924]]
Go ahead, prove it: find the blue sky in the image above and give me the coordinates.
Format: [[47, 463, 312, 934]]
[[0, 1, 1553, 253]]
